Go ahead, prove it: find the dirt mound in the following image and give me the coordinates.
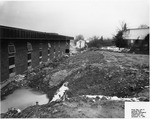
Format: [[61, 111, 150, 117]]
[[65, 51, 105, 69], [66, 64, 149, 98]]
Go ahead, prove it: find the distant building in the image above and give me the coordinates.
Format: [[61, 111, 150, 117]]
[[76, 39, 86, 49], [123, 27, 149, 46], [0, 25, 73, 82], [70, 40, 77, 54]]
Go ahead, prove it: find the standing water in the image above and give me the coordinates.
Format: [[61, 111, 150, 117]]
[[0, 88, 49, 113]]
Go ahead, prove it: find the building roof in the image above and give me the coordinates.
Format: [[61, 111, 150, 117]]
[[0, 25, 74, 40], [123, 27, 149, 40], [126, 27, 149, 30]]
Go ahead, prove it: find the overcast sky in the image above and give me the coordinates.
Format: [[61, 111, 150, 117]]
[[0, 0, 149, 39]]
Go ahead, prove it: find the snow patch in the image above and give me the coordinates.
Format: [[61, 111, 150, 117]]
[[82, 95, 140, 102], [50, 82, 69, 102], [101, 46, 130, 52]]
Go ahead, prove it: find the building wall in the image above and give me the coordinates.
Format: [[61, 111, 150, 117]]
[[59, 40, 63, 55], [1, 41, 9, 82], [53, 41, 56, 58], [66, 40, 70, 53], [1, 39, 72, 82], [15, 40, 28, 74], [0, 26, 73, 82], [54, 40, 58, 58], [31, 41, 40, 68], [61, 40, 67, 54], [49, 41, 54, 60], [42, 41, 48, 62], [0, 41, 1, 80]]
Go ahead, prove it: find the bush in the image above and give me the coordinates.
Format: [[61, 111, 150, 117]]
[[113, 30, 128, 48], [130, 34, 149, 54], [87, 38, 114, 48]]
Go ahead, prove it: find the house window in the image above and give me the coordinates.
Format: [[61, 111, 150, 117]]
[[48, 43, 51, 60], [8, 43, 16, 77], [28, 62, 31, 68], [28, 53, 31, 60], [48, 49, 50, 60], [65, 49, 69, 53], [9, 67, 15, 77], [8, 54, 15, 77], [39, 53, 42, 64], [27, 52, 32, 69], [48, 43, 51, 48], [39, 43, 42, 50], [48, 49, 50, 55], [39, 43, 42, 64], [66, 40, 69, 46], [27, 42, 32, 69], [131, 40, 134, 44], [27, 42, 33, 51], [9, 68, 15, 74], [58, 50, 60, 57], [39, 49, 42, 55], [53, 49, 56, 58], [58, 41, 61, 57], [8, 44, 16, 54], [9, 56, 15, 66], [59, 41, 61, 48]]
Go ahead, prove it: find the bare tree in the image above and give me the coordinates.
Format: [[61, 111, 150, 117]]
[[114, 22, 128, 49], [74, 34, 84, 45]]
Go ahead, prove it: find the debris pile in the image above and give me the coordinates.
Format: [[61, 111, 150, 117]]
[[1, 108, 21, 118]]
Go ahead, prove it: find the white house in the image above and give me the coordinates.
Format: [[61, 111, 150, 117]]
[[76, 40, 86, 49], [123, 27, 149, 45]]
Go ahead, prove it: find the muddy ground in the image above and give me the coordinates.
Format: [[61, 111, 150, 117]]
[[1, 49, 149, 118]]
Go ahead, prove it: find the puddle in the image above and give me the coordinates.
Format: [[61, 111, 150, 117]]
[[0, 88, 49, 113]]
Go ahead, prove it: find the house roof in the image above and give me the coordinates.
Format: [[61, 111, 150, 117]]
[[126, 27, 149, 30], [123, 27, 149, 40], [76, 39, 86, 42], [0, 25, 74, 40]]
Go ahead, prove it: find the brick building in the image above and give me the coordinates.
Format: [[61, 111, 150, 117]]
[[0, 25, 73, 82]]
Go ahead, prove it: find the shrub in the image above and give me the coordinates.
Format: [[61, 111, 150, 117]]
[[87, 38, 114, 48]]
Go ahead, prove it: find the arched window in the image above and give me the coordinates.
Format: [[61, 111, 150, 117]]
[[8, 43, 16, 54]]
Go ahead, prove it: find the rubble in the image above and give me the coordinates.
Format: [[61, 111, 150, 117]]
[[14, 74, 25, 82]]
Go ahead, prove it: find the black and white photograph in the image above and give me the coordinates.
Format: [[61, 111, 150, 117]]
[[0, 0, 149, 118]]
